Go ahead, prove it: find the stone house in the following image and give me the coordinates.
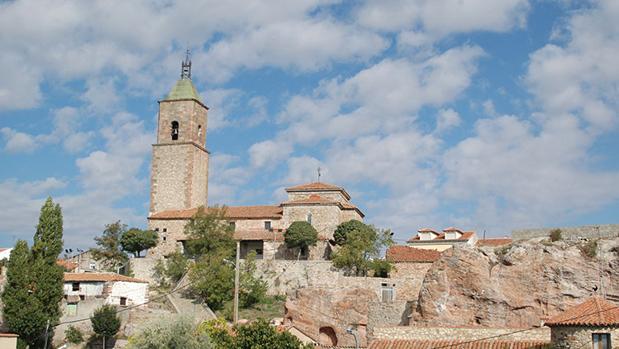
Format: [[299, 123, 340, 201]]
[[145, 56, 364, 263], [63, 273, 149, 317], [545, 296, 619, 349], [407, 227, 477, 252], [385, 245, 440, 279], [148, 182, 364, 260]]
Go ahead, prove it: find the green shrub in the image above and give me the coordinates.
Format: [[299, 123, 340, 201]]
[[370, 259, 392, 278], [549, 229, 562, 242], [65, 325, 84, 344], [239, 252, 268, 308], [127, 317, 211, 349], [91, 304, 121, 343], [284, 221, 318, 259], [579, 239, 598, 258]]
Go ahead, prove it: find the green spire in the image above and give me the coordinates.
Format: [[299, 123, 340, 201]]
[[162, 49, 203, 103], [162, 78, 202, 102]]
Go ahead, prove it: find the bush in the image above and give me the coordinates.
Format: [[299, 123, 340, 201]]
[[234, 319, 309, 349], [239, 252, 268, 308], [579, 239, 598, 258], [284, 221, 318, 259], [153, 251, 189, 289], [127, 317, 211, 349], [549, 229, 562, 242], [91, 304, 121, 343], [198, 318, 234, 349], [65, 325, 84, 344], [189, 252, 235, 311], [370, 259, 392, 278]]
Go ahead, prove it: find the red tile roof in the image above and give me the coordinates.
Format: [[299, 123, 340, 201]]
[[285, 182, 351, 200], [418, 228, 439, 234], [149, 205, 283, 220], [64, 273, 148, 284], [408, 231, 476, 242], [57, 259, 78, 271], [386, 245, 441, 263], [477, 238, 513, 247], [545, 296, 619, 326], [369, 339, 549, 349]]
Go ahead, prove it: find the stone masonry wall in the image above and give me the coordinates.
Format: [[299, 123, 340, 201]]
[[372, 326, 551, 342], [551, 326, 619, 349], [147, 219, 188, 257], [287, 191, 349, 204], [157, 100, 207, 145], [512, 224, 619, 240], [283, 205, 341, 239]]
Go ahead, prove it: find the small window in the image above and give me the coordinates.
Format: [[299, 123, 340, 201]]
[[163, 228, 167, 232], [593, 333, 611, 349], [79, 295, 85, 301], [229, 221, 236, 229], [264, 221, 271, 230], [163, 236, 167, 241], [89, 262, 97, 270], [198, 125, 202, 138], [306, 212, 312, 225], [72, 282, 80, 291], [154, 228, 159, 232], [381, 285, 395, 303], [120, 297, 127, 306], [171, 121, 179, 141]]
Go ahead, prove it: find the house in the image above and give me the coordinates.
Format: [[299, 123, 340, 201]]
[[0, 333, 18, 349], [545, 296, 619, 349], [63, 273, 148, 316], [148, 182, 364, 261], [407, 227, 477, 252], [385, 245, 441, 279], [63, 250, 103, 273]]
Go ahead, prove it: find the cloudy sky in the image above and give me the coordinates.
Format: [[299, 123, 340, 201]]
[[1, 0, 618, 248]]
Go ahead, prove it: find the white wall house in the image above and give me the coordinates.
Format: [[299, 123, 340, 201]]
[[64, 273, 149, 306]]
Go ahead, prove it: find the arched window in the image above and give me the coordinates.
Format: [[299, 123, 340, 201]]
[[198, 125, 202, 138], [171, 121, 179, 140]]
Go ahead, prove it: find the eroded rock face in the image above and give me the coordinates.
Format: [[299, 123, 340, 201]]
[[284, 287, 376, 347], [413, 238, 619, 328]]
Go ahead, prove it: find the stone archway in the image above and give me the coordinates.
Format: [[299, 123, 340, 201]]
[[318, 326, 338, 346]]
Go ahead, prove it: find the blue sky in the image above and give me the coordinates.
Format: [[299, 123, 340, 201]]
[[1, 0, 618, 248]]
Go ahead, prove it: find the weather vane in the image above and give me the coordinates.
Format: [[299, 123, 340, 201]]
[[317, 167, 322, 182]]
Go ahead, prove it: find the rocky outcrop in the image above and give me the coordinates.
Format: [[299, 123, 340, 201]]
[[284, 287, 377, 347], [412, 237, 619, 328]]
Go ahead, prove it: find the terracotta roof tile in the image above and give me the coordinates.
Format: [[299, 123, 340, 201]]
[[386, 245, 441, 263], [57, 259, 78, 271], [149, 206, 283, 220], [545, 296, 619, 326], [64, 273, 148, 284], [408, 231, 476, 242], [477, 238, 513, 247], [369, 339, 549, 349], [285, 181, 351, 200]]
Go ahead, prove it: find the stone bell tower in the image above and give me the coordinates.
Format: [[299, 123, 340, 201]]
[[149, 51, 209, 214]]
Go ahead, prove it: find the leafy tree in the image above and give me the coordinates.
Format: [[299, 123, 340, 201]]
[[184, 206, 235, 258], [91, 304, 121, 348], [239, 252, 268, 308], [198, 318, 234, 349], [332, 221, 393, 276], [234, 319, 310, 349], [189, 252, 235, 310], [2, 197, 65, 348], [65, 325, 84, 344], [153, 251, 189, 289], [127, 317, 211, 349], [284, 221, 318, 259], [333, 219, 373, 245], [91, 221, 129, 272], [370, 259, 392, 277], [120, 228, 158, 257]]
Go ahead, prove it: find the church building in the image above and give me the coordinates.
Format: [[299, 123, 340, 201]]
[[146, 55, 364, 260]]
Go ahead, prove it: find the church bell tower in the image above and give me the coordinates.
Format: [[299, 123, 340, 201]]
[[149, 51, 209, 214]]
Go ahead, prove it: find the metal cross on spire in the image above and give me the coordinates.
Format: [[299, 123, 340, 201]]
[[181, 49, 192, 79], [317, 167, 322, 182]]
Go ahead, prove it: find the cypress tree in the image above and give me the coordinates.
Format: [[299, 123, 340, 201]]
[[32, 197, 64, 262], [1, 241, 46, 348]]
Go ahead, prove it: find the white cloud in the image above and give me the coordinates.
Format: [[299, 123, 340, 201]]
[[1, 128, 38, 153], [435, 108, 461, 133]]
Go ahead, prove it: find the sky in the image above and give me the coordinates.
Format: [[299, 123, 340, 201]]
[[1, 0, 618, 248]]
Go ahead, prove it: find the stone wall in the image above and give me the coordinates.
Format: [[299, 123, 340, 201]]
[[368, 300, 413, 331], [512, 224, 619, 240], [147, 219, 188, 257], [550, 326, 619, 349], [372, 326, 551, 342], [283, 205, 341, 239], [131, 257, 159, 282], [287, 191, 348, 204]]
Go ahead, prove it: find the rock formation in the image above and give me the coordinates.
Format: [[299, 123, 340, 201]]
[[412, 237, 619, 328]]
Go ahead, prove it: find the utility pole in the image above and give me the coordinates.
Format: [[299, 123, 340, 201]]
[[233, 240, 240, 324], [43, 319, 50, 349]]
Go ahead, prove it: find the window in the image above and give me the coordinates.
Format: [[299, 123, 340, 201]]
[[381, 283, 395, 303], [163, 228, 167, 232], [163, 236, 167, 241], [306, 212, 312, 225], [79, 295, 85, 301], [154, 228, 159, 232], [171, 121, 179, 140], [229, 221, 236, 229], [89, 262, 97, 270], [264, 221, 272, 230], [72, 282, 80, 292], [120, 297, 127, 306], [593, 334, 611, 349], [198, 125, 202, 138]]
